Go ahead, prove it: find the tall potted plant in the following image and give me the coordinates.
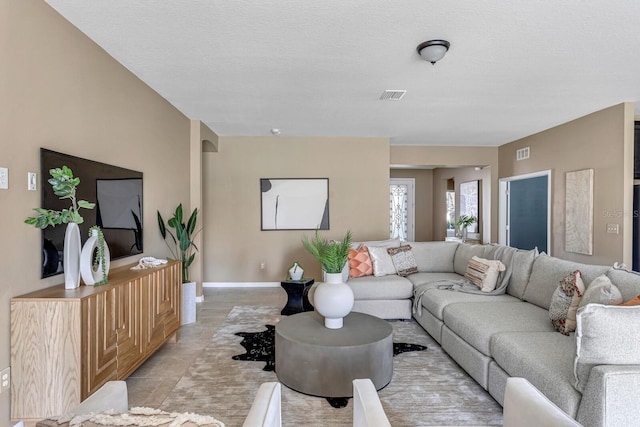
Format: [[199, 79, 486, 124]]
[[25, 166, 95, 289], [302, 230, 353, 329], [158, 204, 200, 325]]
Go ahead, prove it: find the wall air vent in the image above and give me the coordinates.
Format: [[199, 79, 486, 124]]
[[380, 90, 407, 101], [516, 146, 530, 161]]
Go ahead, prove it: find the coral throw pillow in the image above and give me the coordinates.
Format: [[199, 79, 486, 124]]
[[549, 270, 585, 335], [348, 245, 373, 278], [618, 294, 640, 306]]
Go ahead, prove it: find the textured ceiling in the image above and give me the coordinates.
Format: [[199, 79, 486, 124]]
[[45, 0, 640, 146]]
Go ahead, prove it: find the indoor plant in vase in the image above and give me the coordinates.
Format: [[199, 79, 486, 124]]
[[456, 214, 477, 241], [157, 203, 201, 325], [80, 225, 110, 286], [25, 166, 95, 289], [302, 229, 353, 329]]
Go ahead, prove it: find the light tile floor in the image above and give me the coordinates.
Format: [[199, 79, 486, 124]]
[[125, 286, 286, 407]]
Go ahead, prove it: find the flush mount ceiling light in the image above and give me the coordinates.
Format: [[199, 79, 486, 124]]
[[416, 39, 450, 64]]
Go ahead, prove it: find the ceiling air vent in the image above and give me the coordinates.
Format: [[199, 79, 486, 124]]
[[516, 147, 530, 161], [379, 90, 407, 101]]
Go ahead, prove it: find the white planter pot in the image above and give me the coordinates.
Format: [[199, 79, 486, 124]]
[[313, 272, 354, 329], [63, 222, 81, 289], [181, 281, 197, 325], [80, 228, 111, 286]]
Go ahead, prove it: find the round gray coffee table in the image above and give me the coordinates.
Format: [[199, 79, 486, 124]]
[[275, 311, 393, 397]]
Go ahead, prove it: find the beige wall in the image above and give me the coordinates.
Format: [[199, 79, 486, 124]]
[[202, 136, 390, 283], [390, 146, 500, 242], [390, 169, 434, 241], [498, 103, 635, 265], [0, 1, 191, 423]]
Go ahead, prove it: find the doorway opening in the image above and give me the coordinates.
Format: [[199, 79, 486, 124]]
[[389, 178, 415, 241]]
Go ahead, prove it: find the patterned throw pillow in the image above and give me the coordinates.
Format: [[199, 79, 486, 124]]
[[549, 270, 585, 335], [386, 245, 418, 277], [348, 245, 373, 278], [464, 256, 505, 292]]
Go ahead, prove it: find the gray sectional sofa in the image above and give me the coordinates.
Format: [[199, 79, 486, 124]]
[[345, 240, 640, 427]]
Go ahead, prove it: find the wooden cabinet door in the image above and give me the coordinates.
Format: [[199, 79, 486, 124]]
[[116, 277, 145, 379], [163, 262, 181, 339], [81, 288, 118, 398], [144, 265, 180, 353]]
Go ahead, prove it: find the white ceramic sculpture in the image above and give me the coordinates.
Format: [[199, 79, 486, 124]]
[[313, 272, 354, 329]]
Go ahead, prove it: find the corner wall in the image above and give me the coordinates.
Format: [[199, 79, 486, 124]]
[[498, 103, 635, 265], [0, 2, 191, 424], [202, 136, 390, 283]]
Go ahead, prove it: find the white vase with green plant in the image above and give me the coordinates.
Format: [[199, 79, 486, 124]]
[[25, 166, 95, 289], [80, 225, 110, 286], [455, 214, 477, 241], [302, 230, 354, 329]]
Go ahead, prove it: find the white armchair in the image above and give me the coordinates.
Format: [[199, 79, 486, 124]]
[[242, 382, 282, 427], [352, 379, 391, 427]]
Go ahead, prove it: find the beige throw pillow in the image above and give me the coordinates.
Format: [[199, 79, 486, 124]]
[[464, 256, 506, 292]]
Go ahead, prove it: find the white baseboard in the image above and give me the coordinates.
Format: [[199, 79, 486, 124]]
[[203, 282, 281, 288]]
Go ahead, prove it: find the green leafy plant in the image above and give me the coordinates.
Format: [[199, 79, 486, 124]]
[[302, 229, 352, 274], [456, 214, 476, 229], [157, 204, 200, 283], [88, 225, 108, 285], [24, 166, 95, 228]]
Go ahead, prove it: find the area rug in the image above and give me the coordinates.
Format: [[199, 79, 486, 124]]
[[160, 306, 502, 427]]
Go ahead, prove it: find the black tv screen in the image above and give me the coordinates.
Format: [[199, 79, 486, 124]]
[[40, 148, 143, 278]]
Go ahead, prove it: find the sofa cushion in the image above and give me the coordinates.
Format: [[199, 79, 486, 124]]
[[491, 331, 582, 418], [443, 301, 554, 356], [351, 238, 401, 249], [453, 243, 486, 275], [574, 304, 640, 393], [523, 254, 609, 310], [346, 274, 413, 300], [605, 264, 640, 301], [579, 274, 622, 307], [348, 245, 373, 278], [506, 248, 538, 299], [410, 241, 459, 273], [549, 270, 585, 335], [387, 245, 418, 277], [419, 288, 520, 320], [406, 272, 464, 288]]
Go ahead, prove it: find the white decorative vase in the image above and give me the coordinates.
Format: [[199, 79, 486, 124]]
[[80, 228, 111, 286], [313, 272, 354, 329], [288, 262, 304, 280], [63, 222, 82, 289], [181, 281, 197, 325]]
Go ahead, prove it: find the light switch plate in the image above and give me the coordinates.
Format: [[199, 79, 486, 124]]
[[0, 366, 9, 392], [28, 172, 37, 191], [0, 167, 8, 189], [606, 224, 619, 234]]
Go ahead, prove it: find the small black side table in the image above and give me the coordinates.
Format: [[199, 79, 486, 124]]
[[280, 278, 315, 315]]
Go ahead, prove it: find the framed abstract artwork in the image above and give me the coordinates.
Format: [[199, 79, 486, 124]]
[[260, 178, 330, 230]]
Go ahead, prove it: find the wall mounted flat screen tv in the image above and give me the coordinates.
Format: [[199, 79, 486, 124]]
[[40, 148, 143, 278]]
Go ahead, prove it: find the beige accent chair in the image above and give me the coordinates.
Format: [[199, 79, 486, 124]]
[[353, 379, 391, 427]]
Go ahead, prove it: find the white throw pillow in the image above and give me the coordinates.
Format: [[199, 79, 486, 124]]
[[367, 245, 397, 277], [579, 274, 623, 308], [464, 256, 505, 292]]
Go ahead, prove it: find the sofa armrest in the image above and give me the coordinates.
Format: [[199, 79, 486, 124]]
[[71, 381, 128, 414], [242, 382, 281, 427], [577, 365, 640, 427], [352, 379, 391, 427]]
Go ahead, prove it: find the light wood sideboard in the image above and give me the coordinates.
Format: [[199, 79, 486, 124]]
[[10, 260, 181, 420]]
